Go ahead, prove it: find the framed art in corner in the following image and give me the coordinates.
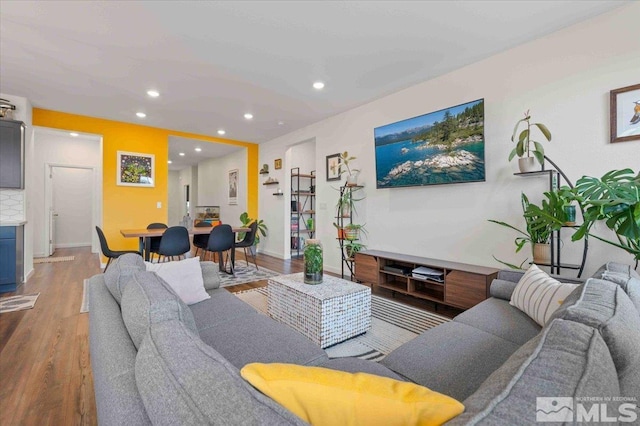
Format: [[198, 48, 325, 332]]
[[228, 169, 238, 205], [326, 153, 341, 181], [610, 83, 640, 143], [117, 151, 155, 187], [274, 158, 282, 170]]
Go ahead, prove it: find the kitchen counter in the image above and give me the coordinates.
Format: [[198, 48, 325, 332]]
[[0, 220, 27, 226]]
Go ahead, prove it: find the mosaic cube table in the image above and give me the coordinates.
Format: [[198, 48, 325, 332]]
[[267, 273, 371, 348]]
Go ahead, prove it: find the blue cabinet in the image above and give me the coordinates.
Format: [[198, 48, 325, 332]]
[[0, 225, 24, 293]]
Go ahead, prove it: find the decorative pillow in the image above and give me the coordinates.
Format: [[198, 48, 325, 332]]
[[200, 261, 221, 290], [595, 262, 640, 314], [509, 265, 578, 326], [103, 253, 145, 304], [145, 257, 210, 305], [240, 363, 464, 426]]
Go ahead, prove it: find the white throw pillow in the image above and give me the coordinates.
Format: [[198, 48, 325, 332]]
[[510, 265, 578, 326], [145, 257, 210, 305]]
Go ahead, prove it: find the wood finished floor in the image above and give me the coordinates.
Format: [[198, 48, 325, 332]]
[[0, 247, 456, 425]]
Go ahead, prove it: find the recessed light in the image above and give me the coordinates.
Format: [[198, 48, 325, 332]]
[[244, 113, 253, 120], [217, 129, 226, 135], [313, 81, 325, 90], [168, 160, 172, 164], [70, 132, 79, 137], [277, 121, 284, 126], [147, 90, 160, 98], [136, 112, 146, 118], [195, 147, 202, 152], [179, 152, 185, 156]]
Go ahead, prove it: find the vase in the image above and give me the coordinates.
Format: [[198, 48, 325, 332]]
[[563, 205, 576, 226], [304, 239, 323, 284], [533, 243, 551, 264], [518, 157, 538, 173], [346, 172, 359, 186]]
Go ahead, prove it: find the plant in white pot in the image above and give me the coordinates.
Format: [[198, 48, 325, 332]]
[[339, 151, 361, 186], [509, 110, 552, 173]]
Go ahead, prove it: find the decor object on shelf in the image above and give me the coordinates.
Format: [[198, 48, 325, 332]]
[[338, 151, 360, 186], [344, 223, 366, 241], [238, 212, 268, 247], [0, 98, 16, 119], [117, 151, 154, 187], [303, 239, 323, 284], [508, 110, 551, 172], [489, 192, 562, 268], [333, 223, 345, 239], [263, 177, 279, 185], [375, 98, 485, 188], [344, 241, 365, 259], [570, 168, 640, 260], [610, 83, 640, 143], [228, 169, 238, 205], [274, 158, 282, 170], [306, 218, 314, 231], [326, 153, 341, 181], [260, 164, 269, 174]]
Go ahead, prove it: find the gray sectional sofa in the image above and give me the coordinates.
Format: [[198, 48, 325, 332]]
[[89, 255, 640, 425]]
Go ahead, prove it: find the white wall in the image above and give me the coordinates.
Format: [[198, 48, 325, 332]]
[[51, 167, 93, 248], [167, 170, 181, 226], [32, 128, 102, 257], [197, 148, 247, 225], [0, 93, 33, 280], [259, 4, 640, 277]]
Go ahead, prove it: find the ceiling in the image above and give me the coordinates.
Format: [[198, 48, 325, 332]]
[[0, 1, 626, 144], [168, 136, 242, 171]]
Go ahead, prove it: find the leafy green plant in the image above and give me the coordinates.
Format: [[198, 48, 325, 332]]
[[489, 192, 561, 268], [338, 151, 359, 178], [336, 188, 364, 217], [509, 110, 552, 166], [344, 241, 366, 259], [570, 169, 640, 260], [304, 243, 323, 274], [239, 212, 268, 245]]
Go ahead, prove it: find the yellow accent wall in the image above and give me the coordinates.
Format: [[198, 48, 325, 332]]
[[33, 108, 259, 255]]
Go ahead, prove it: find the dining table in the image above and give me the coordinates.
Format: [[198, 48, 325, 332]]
[[120, 226, 251, 268]]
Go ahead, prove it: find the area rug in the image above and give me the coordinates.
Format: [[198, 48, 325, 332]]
[[219, 265, 280, 288], [34, 256, 75, 264], [0, 293, 40, 313], [80, 279, 89, 313], [235, 287, 450, 361]]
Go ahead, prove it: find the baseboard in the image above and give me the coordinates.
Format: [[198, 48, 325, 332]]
[[24, 268, 34, 283], [54, 243, 91, 249], [33, 252, 46, 258], [257, 249, 285, 259]]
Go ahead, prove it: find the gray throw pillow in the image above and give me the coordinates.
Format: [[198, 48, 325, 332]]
[[592, 262, 640, 314], [135, 320, 305, 425], [201, 261, 221, 290], [121, 271, 198, 350], [103, 253, 145, 304], [489, 279, 518, 301], [550, 278, 640, 396]]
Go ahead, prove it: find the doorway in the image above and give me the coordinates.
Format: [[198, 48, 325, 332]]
[[44, 165, 96, 256]]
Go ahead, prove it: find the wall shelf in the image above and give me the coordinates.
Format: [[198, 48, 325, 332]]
[[263, 181, 279, 185]]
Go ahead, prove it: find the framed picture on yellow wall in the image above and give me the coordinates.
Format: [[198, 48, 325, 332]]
[[117, 151, 155, 187]]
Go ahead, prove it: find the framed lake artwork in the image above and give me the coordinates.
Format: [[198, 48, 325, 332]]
[[228, 169, 238, 205], [117, 151, 154, 187], [610, 84, 640, 143], [374, 99, 485, 188]]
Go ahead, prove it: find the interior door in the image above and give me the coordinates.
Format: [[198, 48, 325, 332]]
[[49, 208, 57, 256]]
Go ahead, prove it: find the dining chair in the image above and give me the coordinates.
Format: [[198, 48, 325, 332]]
[[192, 221, 213, 259], [146, 222, 168, 262], [206, 224, 235, 276], [157, 226, 191, 262], [234, 221, 259, 270], [95, 226, 141, 272]]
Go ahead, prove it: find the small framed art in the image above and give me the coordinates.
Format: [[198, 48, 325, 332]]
[[610, 83, 640, 143], [117, 151, 154, 187], [228, 169, 238, 205], [274, 158, 282, 170], [326, 153, 341, 181]]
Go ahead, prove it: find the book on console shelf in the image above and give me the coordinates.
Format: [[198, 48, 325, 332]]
[[412, 266, 444, 282]]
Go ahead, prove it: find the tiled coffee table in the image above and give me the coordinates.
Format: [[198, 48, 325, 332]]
[[267, 273, 371, 348]]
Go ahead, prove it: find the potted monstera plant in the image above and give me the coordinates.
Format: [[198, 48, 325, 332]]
[[509, 110, 552, 173]]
